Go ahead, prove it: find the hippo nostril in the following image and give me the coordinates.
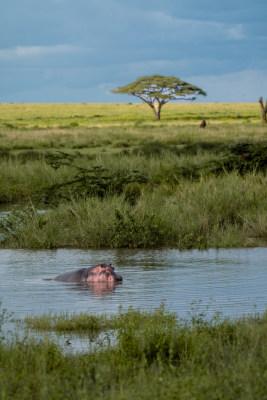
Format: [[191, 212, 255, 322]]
[[116, 275, 122, 281]]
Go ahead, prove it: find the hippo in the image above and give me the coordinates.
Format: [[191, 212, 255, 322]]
[[54, 264, 122, 283]]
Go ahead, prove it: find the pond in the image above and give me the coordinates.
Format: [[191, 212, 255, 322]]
[[1, 247, 267, 321]]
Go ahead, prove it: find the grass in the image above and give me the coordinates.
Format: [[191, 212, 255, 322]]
[[0, 103, 263, 129], [2, 305, 267, 399], [0, 102, 266, 398], [23, 306, 173, 333], [1, 172, 266, 249], [0, 125, 266, 155], [0, 103, 265, 154], [0, 103, 266, 249]]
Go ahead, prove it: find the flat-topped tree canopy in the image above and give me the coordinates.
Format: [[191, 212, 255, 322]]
[[111, 74, 207, 120]]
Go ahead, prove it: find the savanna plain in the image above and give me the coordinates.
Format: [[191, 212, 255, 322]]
[[0, 102, 266, 250], [0, 102, 267, 399]]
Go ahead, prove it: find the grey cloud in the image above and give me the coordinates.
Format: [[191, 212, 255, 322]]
[[186, 69, 267, 102], [146, 11, 246, 41], [1, 0, 266, 103], [0, 45, 80, 60]]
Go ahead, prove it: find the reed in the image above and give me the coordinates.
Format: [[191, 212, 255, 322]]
[[1, 173, 266, 249], [1, 305, 267, 399]]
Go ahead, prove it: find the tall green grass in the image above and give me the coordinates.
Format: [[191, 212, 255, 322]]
[[0, 159, 75, 202], [2, 305, 267, 399], [1, 173, 266, 249], [0, 103, 266, 249], [0, 139, 266, 204], [0, 123, 266, 152]]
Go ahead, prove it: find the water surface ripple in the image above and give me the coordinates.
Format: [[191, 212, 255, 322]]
[[1, 248, 266, 320]]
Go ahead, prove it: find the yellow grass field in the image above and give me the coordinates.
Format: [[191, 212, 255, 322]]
[[0, 102, 264, 130]]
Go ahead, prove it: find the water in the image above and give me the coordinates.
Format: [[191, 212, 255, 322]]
[[1, 247, 266, 321]]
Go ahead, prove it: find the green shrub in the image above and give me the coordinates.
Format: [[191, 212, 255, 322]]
[[42, 152, 148, 203], [123, 182, 142, 205], [110, 209, 165, 248], [212, 141, 267, 175]]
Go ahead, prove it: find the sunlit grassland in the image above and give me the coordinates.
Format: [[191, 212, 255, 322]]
[[0, 102, 263, 129], [2, 305, 267, 399], [1, 123, 266, 151], [0, 103, 266, 153], [0, 102, 266, 249]]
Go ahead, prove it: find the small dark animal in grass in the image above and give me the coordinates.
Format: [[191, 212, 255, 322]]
[[200, 120, 206, 128], [54, 264, 123, 283]]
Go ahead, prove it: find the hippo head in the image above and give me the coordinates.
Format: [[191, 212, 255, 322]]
[[87, 264, 122, 283]]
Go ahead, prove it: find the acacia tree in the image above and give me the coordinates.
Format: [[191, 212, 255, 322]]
[[111, 74, 207, 120]]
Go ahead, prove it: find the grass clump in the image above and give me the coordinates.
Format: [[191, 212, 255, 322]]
[[24, 311, 110, 334], [1, 173, 266, 249], [24, 306, 175, 334], [2, 305, 267, 399]]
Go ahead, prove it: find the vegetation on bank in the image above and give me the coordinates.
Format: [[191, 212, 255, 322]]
[[0, 172, 266, 249], [0, 103, 266, 249], [2, 305, 267, 399]]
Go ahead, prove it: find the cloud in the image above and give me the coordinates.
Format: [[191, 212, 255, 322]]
[[146, 11, 245, 40], [1, 65, 266, 103], [0, 45, 80, 60], [110, 57, 234, 84], [0, 0, 264, 103], [226, 24, 245, 40], [185, 69, 267, 102]]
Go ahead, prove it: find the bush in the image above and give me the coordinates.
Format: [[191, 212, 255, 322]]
[[212, 141, 267, 175], [110, 209, 166, 248], [123, 182, 142, 205], [42, 152, 148, 203]]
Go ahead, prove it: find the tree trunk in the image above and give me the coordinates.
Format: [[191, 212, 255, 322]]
[[153, 103, 162, 120], [153, 109, 161, 120], [259, 97, 267, 123], [151, 104, 161, 120]]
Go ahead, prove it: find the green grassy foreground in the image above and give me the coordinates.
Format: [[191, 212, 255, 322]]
[[0, 103, 266, 249], [2, 306, 267, 399]]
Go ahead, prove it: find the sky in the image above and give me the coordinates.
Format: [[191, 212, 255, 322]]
[[1, 0, 267, 103]]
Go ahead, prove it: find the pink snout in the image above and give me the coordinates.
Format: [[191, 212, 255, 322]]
[[86, 264, 122, 283]]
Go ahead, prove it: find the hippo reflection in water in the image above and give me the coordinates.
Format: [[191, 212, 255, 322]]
[[54, 264, 123, 283], [71, 281, 119, 296]]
